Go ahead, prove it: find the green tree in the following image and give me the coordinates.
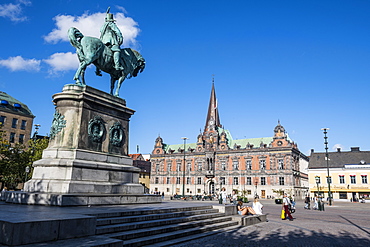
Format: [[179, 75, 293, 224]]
[[0, 129, 48, 190]]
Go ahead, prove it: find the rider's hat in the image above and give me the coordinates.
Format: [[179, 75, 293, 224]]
[[105, 13, 115, 22]]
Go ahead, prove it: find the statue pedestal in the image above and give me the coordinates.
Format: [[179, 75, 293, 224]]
[[6, 85, 160, 206]]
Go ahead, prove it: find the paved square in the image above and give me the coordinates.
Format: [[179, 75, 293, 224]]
[[173, 199, 370, 247]]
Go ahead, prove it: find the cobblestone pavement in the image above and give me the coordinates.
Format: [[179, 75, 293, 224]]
[[172, 199, 370, 247]]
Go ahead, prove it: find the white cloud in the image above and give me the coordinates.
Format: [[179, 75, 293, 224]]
[[44, 10, 140, 47], [0, 56, 40, 72], [0, 0, 31, 22], [43, 52, 79, 74]]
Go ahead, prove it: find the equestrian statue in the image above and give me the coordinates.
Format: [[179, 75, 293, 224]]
[[68, 7, 145, 97]]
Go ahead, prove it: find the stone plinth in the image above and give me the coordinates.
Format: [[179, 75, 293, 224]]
[[9, 85, 161, 206]]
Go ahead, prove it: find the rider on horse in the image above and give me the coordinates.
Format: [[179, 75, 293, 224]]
[[100, 7, 124, 71]]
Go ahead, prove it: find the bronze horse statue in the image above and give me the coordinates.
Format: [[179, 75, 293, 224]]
[[68, 27, 145, 97]]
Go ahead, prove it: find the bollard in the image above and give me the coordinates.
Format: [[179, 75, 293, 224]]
[[318, 200, 322, 211]]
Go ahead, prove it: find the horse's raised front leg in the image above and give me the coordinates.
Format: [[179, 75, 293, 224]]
[[73, 62, 88, 85]]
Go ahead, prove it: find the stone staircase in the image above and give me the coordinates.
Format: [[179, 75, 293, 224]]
[[93, 205, 240, 246], [16, 205, 249, 246]]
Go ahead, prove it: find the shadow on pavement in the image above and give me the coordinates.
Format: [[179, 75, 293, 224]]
[[174, 227, 370, 247]]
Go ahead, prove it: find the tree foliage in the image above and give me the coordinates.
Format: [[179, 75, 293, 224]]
[[0, 130, 48, 190]]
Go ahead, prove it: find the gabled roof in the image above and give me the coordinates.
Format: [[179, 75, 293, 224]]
[[309, 148, 370, 169], [129, 153, 144, 160]]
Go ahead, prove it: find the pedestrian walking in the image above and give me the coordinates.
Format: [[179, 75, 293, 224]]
[[282, 193, 294, 221], [304, 195, 310, 210], [313, 196, 319, 210]]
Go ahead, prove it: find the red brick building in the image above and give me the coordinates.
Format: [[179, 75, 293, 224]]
[[150, 84, 308, 199]]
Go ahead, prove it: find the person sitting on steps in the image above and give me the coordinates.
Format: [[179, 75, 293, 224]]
[[237, 200, 256, 215]]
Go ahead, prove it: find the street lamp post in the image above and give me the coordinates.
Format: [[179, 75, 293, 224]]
[[315, 176, 320, 196], [321, 128, 332, 206], [181, 137, 188, 198]]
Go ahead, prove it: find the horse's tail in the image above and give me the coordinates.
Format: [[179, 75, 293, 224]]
[[68, 27, 84, 52]]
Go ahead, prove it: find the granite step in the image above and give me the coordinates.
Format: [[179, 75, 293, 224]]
[[90, 206, 213, 219], [96, 213, 228, 234], [96, 208, 219, 226], [146, 224, 243, 247], [121, 220, 239, 247], [102, 214, 230, 240], [15, 235, 123, 247]]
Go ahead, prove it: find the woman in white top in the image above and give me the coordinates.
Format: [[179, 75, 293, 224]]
[[252, 197, 263, 215], [220, 187, 227, 204]]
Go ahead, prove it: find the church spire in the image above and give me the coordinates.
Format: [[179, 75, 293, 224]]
[[205, 81, 221, 131]]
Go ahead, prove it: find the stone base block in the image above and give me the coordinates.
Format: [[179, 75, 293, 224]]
[[212, 204, 237, 215], [4, 191, 162, 206], [0, 211, 96, 245], [231, 214, 267, 226]]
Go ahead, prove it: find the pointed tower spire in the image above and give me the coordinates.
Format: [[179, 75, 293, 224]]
[[205, 81, 221, 131]]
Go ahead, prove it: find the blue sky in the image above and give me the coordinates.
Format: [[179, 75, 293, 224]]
[[1, 0, 370, 155]]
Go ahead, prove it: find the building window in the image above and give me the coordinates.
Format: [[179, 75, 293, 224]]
[[167, 161, 172, 171], [19, 134, 24, 144], [279, 177, 284, 185], [197, 163, 202, 171], [220, 177, 225, 185], [11, 118, 18, 128], [197, 177, 202, 185], [246, 160, 252, 170], [155, 177, 159, 184], [278, 159, 284, 169], [167, 177, 170, 184], [9, 132, 15, 143], [339, 193, 347, 199], [156, 164, 160, 172], [177, 163, 181, 171], [327, 176, 332, 184], [247, 190, 251, 195], [339, 175, 345, 184], [0, 116, 6, 125], [233, 177, 239, 185], [187, 162, 191, 171], [350, 175, 356, 184], [176, 177, 181, 184], [233, 160, 239, 170], [20, 120, 27, 130], [246, 177, 251, 185], [259, 160, 266, 170], [186, 177, 190, 185], [143, 174, 146, 178], [221, 162, 226, 171], [362, 175, 368, 184], [261, 177, 266, 185]]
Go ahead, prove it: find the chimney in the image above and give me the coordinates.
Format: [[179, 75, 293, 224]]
[[351, 147, 360, 152], [337, 147, 341, 152], [310, 149, 314, 153]]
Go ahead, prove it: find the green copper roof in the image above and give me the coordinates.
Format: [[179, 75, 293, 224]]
[[0, 91, 34, 117], [162, 128, 293, 153]]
